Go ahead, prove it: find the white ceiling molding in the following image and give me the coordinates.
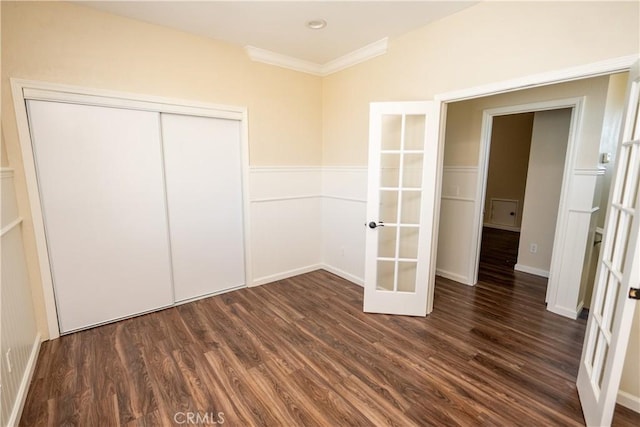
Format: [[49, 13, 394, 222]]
[[246, 38, 388, 77], [322, 38, 388, 76], [245, 46, 324, 76]]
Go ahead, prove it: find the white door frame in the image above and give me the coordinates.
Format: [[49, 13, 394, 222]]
[[471, 98, 584, 293], [431, 55, 637, 312], [10, 78, 253, 339]]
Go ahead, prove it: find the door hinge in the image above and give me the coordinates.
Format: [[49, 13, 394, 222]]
[[629, 288, 640, 300]]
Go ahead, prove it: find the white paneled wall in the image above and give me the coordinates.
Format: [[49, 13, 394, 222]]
[[249, 165, 483, 289], [322, 167, 368, 285], [249, 166, 368, 286], [436, 166, 479, 284], [547, 170, 603, 318], [1, 169, 40, 426], [249, 167, 323, 285]]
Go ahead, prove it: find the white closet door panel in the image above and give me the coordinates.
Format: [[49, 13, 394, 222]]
[[162, 114, 245, 301], [27, 100, 173, 333]]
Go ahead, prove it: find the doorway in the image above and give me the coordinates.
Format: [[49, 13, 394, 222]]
[[435, 73, 620, 319], [477, 108, 573, 297]]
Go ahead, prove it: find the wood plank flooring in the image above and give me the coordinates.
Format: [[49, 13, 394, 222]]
[[20, 231, 640, 426]]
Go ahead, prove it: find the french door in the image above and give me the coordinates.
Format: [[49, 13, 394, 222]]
[[577, 61, 640, 426], [363, 101, 440, 316]]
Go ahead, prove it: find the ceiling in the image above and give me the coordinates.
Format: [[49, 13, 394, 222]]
[[79, 1, 477, 65]]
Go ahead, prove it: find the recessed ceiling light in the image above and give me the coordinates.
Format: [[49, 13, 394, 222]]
[[306, 19, 327, 30]]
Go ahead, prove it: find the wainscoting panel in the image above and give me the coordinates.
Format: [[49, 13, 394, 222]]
[[547, 170, 603, 319], [249, 167, 323, 285], [1, 169, 40, 426], [436, 166, 479, 284], [321, 167, 368, 285]]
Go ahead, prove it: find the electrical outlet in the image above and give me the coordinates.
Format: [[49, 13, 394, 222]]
[[530, 243, 538, 254], [5, 348, 12, 373], [340, 247, 345, 257]]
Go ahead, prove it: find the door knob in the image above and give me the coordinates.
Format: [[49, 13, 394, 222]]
[[368, 221, 384, 229]]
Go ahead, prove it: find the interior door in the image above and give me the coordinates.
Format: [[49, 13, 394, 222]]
[[364, 101, 440, 316], [27, 100, 174, 333], [577, 61, 640, 426], [161, 114, 246, 301]]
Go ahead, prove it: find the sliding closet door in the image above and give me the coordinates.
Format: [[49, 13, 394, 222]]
[[161, 114, 246, 301], [27, 101, 174, 333]]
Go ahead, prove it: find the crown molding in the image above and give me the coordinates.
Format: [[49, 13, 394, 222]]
[[245, 37, 388, 77], [245, 46, 324, 76], [322, 38, 388, 75]]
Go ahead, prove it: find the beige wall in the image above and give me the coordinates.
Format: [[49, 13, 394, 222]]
[[322, 1, 638, 166], [1, 1, 322, 337], [484, 113, 534, 228], [517, 109, 571, 272], [1, 130, 8, 168], [444, 76, 609, 168]]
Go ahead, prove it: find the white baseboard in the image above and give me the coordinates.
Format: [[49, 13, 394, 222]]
[[436, 268, 474, 286], [483, 222, 521, 232], [617, 390, 640, 413], [251, 264, 323, 286], [514, 263, 550, 278], [321, 264, 364, 287], [547, 304, 579, 320], [8, 333, 42, 427]]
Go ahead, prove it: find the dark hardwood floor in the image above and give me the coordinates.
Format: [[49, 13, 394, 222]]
[[19, 231, 640, 426]]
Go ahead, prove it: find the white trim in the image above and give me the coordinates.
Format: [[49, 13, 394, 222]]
[[245, 38, 388, 77], [1, 168, 15, 178], [471, 97, 584, 308], [441, 196, 475, 202], [245, 46, 324, 76], [436, 268, 474, 286], [240, 109, 254, 301], [11, 82, 60, 338], [250, 195, 321, 203], [442, 166, 478, 173], [547, 304, 580, 320], [321, 264, 364, 287], [574, 168, 606, 176], [7, 334, 41, 427], [321, 166, 368, 172], [18, 82, 245, 119], [435, 55, 638, 103], [251, 264, 323, 287], [322, 38, 388, 75], [569, 207, 600, 214], [249, 166, 323, 173], [1, 217, 23, 237], [323, 195, 367, 203], [483, 223, 521, 233], [617, 390, 640, 413], [11, 79, 253, 339], [514, 263, 550, 278]]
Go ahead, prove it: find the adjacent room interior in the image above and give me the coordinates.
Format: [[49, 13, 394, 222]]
[[1, 1, 639, 426]]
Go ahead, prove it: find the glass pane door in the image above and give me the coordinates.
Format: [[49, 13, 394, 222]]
[[364, 102, 439, 317]]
